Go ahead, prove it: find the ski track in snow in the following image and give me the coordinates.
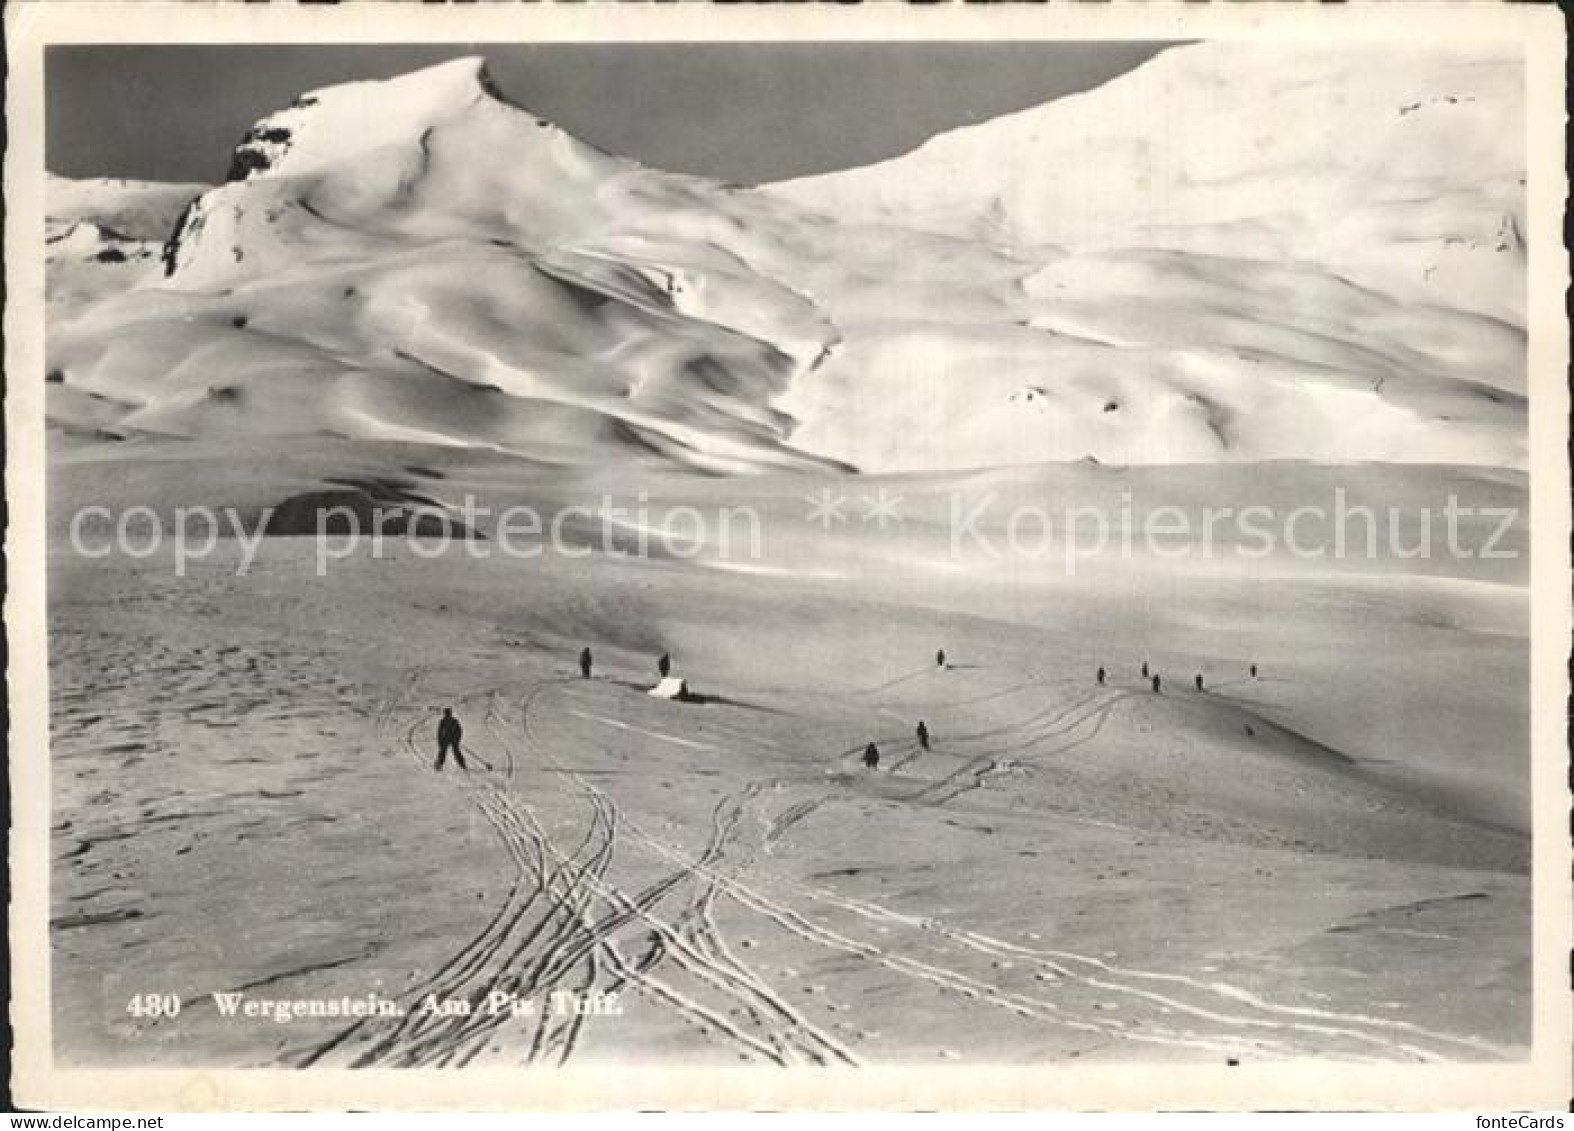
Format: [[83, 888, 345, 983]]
[[297, 664, 1511, 1067], [565, 709, 718, 751], [302, 672, 856, 1068]]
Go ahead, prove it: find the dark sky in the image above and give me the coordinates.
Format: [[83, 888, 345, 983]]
[[47, 42, 1171, 186]]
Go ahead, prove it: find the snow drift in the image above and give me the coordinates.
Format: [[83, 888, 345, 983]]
[[648, 677, 691, 701]]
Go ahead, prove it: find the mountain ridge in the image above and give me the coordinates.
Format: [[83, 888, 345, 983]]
[[47, 45, 1527, 475]]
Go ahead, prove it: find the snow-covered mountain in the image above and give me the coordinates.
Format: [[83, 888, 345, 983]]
[[46, 174, 208, 307], [46, 46, 1527, 474], [774, 41, 1526, 326]]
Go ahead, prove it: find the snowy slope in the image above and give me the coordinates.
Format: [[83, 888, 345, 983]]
[[46, 47, 1526, 474], [773, 42, 1526, 326]]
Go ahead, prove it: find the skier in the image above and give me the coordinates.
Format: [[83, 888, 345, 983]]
[[435, 707, 467, 772], [936, 649, 947, 669], [1250, 663, 1258, 679], [1096, 666, 1106, 686], [1151, 674, 1162, 694], [916, 720, 931, 751], [658, 652, 672, 678], [1141, 660, 1150, 679], [863, 742, 881, 770], [579, 647, 593, 679], [1195, 673, 1205, 692]]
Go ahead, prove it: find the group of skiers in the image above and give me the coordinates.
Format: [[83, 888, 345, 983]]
[[434, 646, 1264, 773], [861, 654, 948, 768], [1110, 658, 1259, 695], [861, 719, 930, 770], [576, 647, 672, 681]]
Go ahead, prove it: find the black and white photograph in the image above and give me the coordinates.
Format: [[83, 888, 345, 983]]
[[8, 1, 1569, 1112]]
